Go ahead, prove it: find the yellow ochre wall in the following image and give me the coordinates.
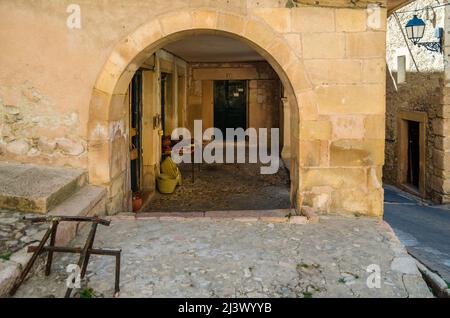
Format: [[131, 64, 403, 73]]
[[0, 1, 388, 216]]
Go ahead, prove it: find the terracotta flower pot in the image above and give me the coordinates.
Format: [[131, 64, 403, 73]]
[[132, 192, 143, 212]]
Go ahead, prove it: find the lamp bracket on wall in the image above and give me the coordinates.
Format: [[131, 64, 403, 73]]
[[416, 40, 442, 53]]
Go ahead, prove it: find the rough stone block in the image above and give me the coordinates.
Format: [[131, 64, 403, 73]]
[[283, 33, 302, 58], [192, 9, 218, 29], [291, 7, 335, 33], [300, 167, 366, 192], [252, 8, 291, 33], [432, 118, 450, 137], [346, 32, 386, 58], [302, 33, 345, 59], [299, 140, 321, 167], [335, 8, 367, 32], [297, 90, 319, 121], [87, 139, 112, 185], [304, 59, 362, 85], [315, 84, 385, 115], [432, 148, 450, 171], [364, 115, 385, 139], [129, 19, 163, 52], [160, 11, 192, 35], [217, 12, 245, 35], [285, 62, 311, 92], [244, 18, 275, 50], [330, 188, 383, 216], [300, 120, 332, 140], [331, 115, 365, 139], [330, 139, 385, 166], [267, 38, 297, 69], [362, 59, 385, 83], [434, 136, 450, 151]]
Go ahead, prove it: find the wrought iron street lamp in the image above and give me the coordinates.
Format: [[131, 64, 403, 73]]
[[405, 15, 443, 53]]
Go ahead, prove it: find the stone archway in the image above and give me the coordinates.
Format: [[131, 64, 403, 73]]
[[87, 8, 313, 214]]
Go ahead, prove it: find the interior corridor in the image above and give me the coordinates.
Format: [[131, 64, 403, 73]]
[[128, 33, 292, 213], [142, 161, 291, 213]]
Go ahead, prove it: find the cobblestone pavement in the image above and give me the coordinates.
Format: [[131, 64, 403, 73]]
[[144, 161, 291, 212], [0, 209, 48, 259], [14, 216, 432, 298]]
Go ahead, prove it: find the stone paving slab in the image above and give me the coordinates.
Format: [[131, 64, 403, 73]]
[[0, 209, 48, 256], [0, 209, 49, 296], [136, 209, 291, 219], [13, 215, 433, 298], [144, 162, 291, 212], [0, 162, 87, 213]]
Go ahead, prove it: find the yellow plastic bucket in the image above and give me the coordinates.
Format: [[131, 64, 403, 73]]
[[157, 173, 178, 194], [161, 157, 182, 186]]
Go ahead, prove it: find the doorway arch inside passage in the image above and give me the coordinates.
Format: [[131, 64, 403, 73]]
[[87, 9, 312, 213]]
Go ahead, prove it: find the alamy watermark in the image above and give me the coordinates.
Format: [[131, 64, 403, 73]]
[[366, 264, 381, 289], [171, 120, 280, 175], [66, 4, 81, 29], [66, 264, 81, 288]]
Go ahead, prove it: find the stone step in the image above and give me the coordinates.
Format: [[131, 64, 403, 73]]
[[0, 185, 106, 297], [0, 162, 87, 213], [48, 185, 107, 245]]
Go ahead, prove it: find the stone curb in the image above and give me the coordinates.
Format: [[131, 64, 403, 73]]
[[108, 214, 309, 224], [415, 260, 450, 298]]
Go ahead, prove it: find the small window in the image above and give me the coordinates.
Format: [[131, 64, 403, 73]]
[[397, 55, 406, 84]]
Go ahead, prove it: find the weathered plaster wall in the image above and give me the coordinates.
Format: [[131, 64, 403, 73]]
[[385, 0, 450, 202], [0, 83, 86, 167], [0, 1, 388, 216]]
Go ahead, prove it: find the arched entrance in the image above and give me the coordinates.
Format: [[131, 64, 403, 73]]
[[87, 9, 311, 214]]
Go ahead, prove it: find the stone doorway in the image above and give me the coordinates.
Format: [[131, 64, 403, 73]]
[[119, 31, 292, 214], [87, 7, 386, 217], [397, 111, 427, 197], [87, 12, 303, 215]]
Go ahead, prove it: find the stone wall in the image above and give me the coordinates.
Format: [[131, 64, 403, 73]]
[[441, 3, 450, 203], [385, 0, 450, 202], [0, 83, 86, 168], [0, 1, 389, 216], [385, 72, 443, 197]]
